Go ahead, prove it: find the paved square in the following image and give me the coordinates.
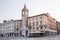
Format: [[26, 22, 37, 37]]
[[0, 35, 60, 40]]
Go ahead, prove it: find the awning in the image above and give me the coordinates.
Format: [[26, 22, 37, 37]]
[[45, 29, 57, 32], [30, 30, 44, 33]]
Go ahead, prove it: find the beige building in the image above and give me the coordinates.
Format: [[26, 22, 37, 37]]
[[56, 21, 60, 34], [28, 13, 57, 36]]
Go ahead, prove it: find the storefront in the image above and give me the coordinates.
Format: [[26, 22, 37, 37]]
[[29, 33, 44, 37]]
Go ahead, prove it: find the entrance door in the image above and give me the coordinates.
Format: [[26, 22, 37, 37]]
[[20, 31, 22, 36], [26, 30, 28, 37]]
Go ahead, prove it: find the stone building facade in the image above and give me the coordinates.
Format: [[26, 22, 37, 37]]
[[56, 21, 60, 34], [28, 13, 57, 37], [21, 4, 29, 37], [0, 4, 60, 37], [14, 20, 22, 36], [0, 20, 15, 37]]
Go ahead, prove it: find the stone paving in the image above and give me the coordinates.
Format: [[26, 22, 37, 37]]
[[0, 35, 60, 40]]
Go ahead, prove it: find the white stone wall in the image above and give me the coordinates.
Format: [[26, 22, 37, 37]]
[[0, 20, 14, 33]]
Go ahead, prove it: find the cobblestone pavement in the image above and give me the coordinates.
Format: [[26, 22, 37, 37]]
[[0, 35, 60, 40]]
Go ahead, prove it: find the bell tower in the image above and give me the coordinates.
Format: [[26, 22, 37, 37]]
[[22, 4, 28, 17], [22, 4, 28, 27], [21, 4, 29, 37]]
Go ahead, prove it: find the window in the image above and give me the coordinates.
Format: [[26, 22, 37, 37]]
[[28, 24, 31, 30], [33, 18, 34, 20], [36, 17, 38, 20], [40, 21, 42, 25], [29, 18, 31, 21], [45, 21, 47, 25], [33, 27, 35, 30], [33, 22, 35, 26], [37, 27, 38, 30], [36, 21, 38, 26], [29, 23, 31, 26], [40, 17, 42, 19], [40, 26, 43, 29]]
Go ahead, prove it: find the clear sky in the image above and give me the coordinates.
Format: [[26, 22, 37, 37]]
[[0, 0, 60, 23]]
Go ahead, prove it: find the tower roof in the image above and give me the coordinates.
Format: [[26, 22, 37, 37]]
[[22, 4, 28, 12], [24, 4, 26, 8]]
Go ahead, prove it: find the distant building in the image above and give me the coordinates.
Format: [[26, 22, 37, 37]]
[[0, 20, 15, 37], [14, 20, 22, 36], [56, 21, 60, 34]]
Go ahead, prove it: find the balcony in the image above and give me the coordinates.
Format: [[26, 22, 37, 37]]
[[39, 25, 47, 29]]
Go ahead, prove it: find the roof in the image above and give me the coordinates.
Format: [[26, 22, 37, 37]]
[[14, 20, 22, 22], [28, 13, 49, 18]]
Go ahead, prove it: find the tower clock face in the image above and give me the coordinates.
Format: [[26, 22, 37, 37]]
[[26, 12, 27, 14], [23, 12, 24, 14]]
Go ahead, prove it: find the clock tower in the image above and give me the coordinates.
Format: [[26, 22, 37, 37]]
[[21, 4, 29, 37]]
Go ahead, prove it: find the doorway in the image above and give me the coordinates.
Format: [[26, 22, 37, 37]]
[[26, 30, 28, 37]]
